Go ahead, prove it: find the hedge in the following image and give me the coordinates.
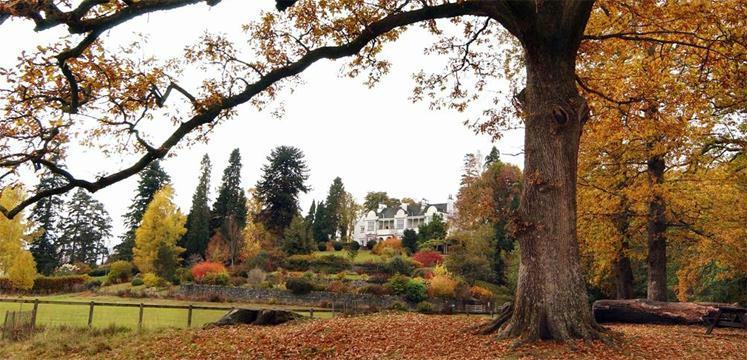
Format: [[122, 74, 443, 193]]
[[285, 254, 351, 273], [0, 275, 87, 293]]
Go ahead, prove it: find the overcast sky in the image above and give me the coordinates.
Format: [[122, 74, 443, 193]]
[[2, 1, 524, 250]]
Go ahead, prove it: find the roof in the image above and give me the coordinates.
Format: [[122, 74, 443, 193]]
[[374, 202, 449, 219]]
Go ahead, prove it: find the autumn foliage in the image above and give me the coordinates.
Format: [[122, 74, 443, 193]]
[[372, 237, 403, 255], [412, 251, 443, 268], [190, 262, 227, 282]]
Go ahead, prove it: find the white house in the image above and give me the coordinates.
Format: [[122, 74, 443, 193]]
[[352, 197, 454, 245]]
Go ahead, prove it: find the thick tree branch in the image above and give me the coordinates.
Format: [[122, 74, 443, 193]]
[[1, 0, 504, 219]]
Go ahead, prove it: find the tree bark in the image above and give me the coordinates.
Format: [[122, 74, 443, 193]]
[[482, 3, 605, 341], [593, 299, 718, 325], [612, 200, 635, 299], [646, 155, 667, 301]]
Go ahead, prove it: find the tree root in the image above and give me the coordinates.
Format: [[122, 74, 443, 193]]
[[471, 302, 513, 335]]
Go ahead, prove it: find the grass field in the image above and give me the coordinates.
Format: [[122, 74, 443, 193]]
[[0, 292, 330, 330]]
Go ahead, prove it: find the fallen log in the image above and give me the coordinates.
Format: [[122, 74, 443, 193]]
[[593, 299, 720, 325], [206, 308, 302, 328]]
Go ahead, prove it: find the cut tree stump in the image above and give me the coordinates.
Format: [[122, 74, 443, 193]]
[[205, 308, 302, 328], [592, 299, 720, 325]]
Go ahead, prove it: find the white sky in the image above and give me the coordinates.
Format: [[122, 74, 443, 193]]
[[1, 1, 524, 249]]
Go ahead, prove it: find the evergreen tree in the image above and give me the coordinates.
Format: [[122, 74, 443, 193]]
[[283, 215, 313, 255], [212, 149, 248, 229], [484, 146, 501, 167], [312, 201, 330, 242], [255, 146, 310, 237], [324, 177, 345, 239], [402, 229, 418, 254], [57, 189, 112, 265], [418, 214, 447, 242], [180, 154, 212, 259], [113, 160, 170, 260], [28, 173, 65, 275], [305, 200, 316, 234]]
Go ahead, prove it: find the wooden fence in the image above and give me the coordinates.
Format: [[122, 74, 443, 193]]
[[0, 298, 332, 333], [0, 297, 497, 337]]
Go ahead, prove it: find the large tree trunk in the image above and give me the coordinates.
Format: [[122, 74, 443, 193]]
[[646, 155, 667, 301], [593, 299, 718, 325], [612, 200, 635, 299], [488, 31, 604, 343]]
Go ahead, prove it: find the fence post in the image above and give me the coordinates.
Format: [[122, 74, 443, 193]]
[[332, 302, 335, 317], [187, 305, 193, 328], [138, 303, 144, 332], [309, 308, 314, 319], [31, 299, 39, 332], [88, 301, 95, 328]]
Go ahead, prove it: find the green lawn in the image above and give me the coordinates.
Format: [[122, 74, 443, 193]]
[[313, 249, 391, 264], [0, 292, 330, 330]]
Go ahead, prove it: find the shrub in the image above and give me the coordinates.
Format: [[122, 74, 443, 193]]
[[245, 249, 286, 272], [0, 278, 12, 291], [383, 256, 415, 276], [404, 278, 427, 303], [469, 285, 494, 302], [230, 276, 247, 286], [107, 261, 134, 284], [72, 262, 92, 275], [285, 254, 351, 274], [202, 272, 230, 286], [142, 273, 168, 288], [247, 268, 267, 286], [384, 274, 411, 295], [388, 301, 408, 311], [372, 237, 403, 255], [317, 242, 327, 251], [365, 240, 377, 250], [131, 278, 144, 286], [54, 263, 80, 276], [368, 273, 389, 284], [357, 284, 388, 295], [412, 251, 443, 268], [326, 280, 349, 293], [416, 301, 434, 314], [88, 266, 109, 277], [349, 241, 361, 251], [332, 241, 344, 251], [428, 274, 458, 298], [33, 276, 87, 293], [85, 278, 102, 290], [191, 262, 228, 282], [413, 268, 434, 279], [286, 277, 314, 295], [176, 268, 193, 284]]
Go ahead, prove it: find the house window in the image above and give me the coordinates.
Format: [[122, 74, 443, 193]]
[[367, 221, 375, 231], [396, 218, 404, 229], [360, 226, 365, 233]]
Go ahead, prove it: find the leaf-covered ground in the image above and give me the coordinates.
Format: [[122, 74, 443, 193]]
[[96, 313, 744, 359]]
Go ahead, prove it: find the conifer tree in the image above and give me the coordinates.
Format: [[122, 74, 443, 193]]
[[113, 161, 170, 260], [484, 146, 501, 167], [283, 215, 313, 255], [180, 154, 212, 259], [324, 177, 345, 239], [312, 201, 329, 243], [255, 146, 309, 237], [28, 173, 65, 275], [57, 189, 112, 265], [212, 149, 248, 229]]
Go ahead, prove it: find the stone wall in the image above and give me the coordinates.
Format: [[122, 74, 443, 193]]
[[178, 284, 406, 309]]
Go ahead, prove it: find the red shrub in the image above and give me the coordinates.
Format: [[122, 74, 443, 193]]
[[191, 262, 227, 282], [412, 251, 443, 267]]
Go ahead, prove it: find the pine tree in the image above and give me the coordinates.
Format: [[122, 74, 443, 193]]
[[324, 177, 345, 240], [113, 160, 170, 260], [283, 215, 313, 255], [305, 200, 316, 234], [180, 154, 212, 259], [312, 201, 329, 243], [212, 149, 248, 229], [28, 173, 65, 275], [133, 185, 186, 274], [57, 189, 112, 265], [255, 146, 310, 237], [484, 146, 501, 167]]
